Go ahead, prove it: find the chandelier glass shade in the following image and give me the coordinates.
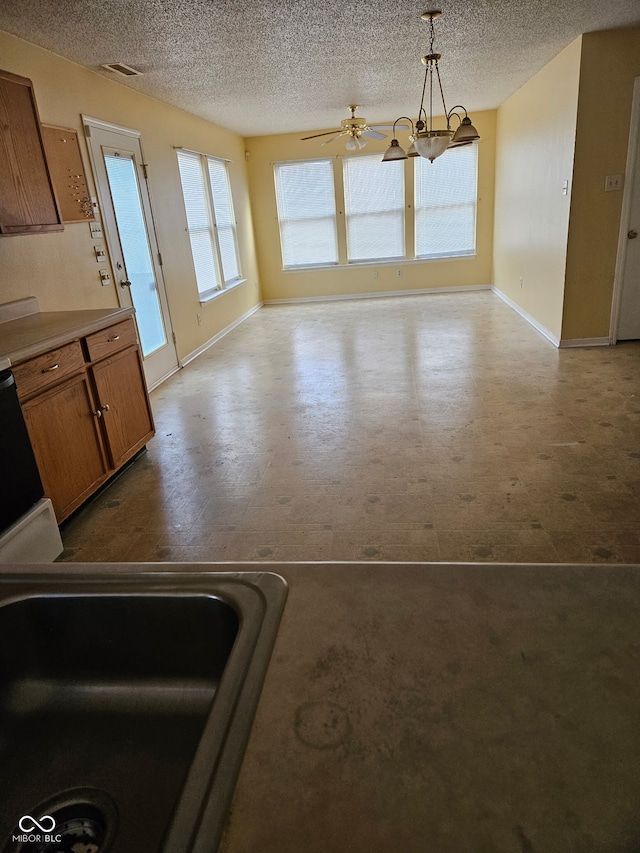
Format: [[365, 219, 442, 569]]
[[382, 11, 480, 164]]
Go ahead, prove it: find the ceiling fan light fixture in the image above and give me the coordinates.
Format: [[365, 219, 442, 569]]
[[301, 105, 389, 151], [346, 136, 367, 151], [382, 138, 408, 162]]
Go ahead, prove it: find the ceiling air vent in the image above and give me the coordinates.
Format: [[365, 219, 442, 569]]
[[101, 63, 142, 77]]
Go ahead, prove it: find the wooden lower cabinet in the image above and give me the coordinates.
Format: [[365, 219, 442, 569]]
[[22, 372, 108, 521], [15, 318, 155, 523], [92, 346, 154, 470]]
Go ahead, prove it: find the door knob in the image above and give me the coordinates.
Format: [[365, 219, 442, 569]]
[[120, 279, 132, 288], [629, 229, 638, 239]]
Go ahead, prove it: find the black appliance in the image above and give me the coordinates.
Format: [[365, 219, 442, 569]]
[[0, 368, 44, 532]]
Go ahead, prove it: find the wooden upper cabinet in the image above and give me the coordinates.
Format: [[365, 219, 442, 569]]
[[0, 69, 64, 235]]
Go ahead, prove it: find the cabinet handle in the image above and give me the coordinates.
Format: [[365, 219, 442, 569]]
[[101, 404, 110, 412], [92, 409, 102, 418], [107, 335, 120, 342], [41, 363, 60, 373]]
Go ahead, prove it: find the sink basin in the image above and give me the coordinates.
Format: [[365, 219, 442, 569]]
[[0, 570, 287, 853]]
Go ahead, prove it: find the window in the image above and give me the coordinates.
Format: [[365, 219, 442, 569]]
[[343, 154, 405, 262], [177, 150, 241, 300], [274, 159, 338, 268], [414, 145, 477, 259], [272, 146, 479, 269]]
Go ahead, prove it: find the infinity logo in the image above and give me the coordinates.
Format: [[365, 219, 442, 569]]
[[18, 815, 56, 833]]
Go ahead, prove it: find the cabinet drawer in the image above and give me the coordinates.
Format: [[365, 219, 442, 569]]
[[85, 318, 137, 362], [13, 341, 85, 400]]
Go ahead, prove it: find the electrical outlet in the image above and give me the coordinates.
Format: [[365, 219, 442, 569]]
[[197, 313, 202, 325], [519, 277, 524, 288], [605, 174, 624, 192], [373, 269, 378, 279], [396, 268, 403, 278]]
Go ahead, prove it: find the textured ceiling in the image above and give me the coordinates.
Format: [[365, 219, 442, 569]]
[[1, 0, 639, 138]]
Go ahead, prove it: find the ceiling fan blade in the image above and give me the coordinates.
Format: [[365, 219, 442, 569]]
[[320, 132, 346, 146], [362, 129, 387, 140], [370, 123, 411, 131], [300, 129, 342, 140]]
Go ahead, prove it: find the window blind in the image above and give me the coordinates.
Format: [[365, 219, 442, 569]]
[[274, 159, 338, 268], [207, 158, 241, 284], [177, 150, 221, 297], [103, 153, 167, 356], [414, 145, 477, 259], [343, 154, 405, 262]]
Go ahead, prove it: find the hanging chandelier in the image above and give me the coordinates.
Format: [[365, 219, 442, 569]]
[[382, 10, 480, 164]]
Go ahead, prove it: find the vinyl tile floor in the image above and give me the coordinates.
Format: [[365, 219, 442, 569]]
[[58, 291, 640, 564]]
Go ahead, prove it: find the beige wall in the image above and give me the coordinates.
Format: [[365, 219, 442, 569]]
[[493, 38, 582, 342], [0, 31, 260, 362], [245, 110, 495, 302], [562, 27, 640, 340]]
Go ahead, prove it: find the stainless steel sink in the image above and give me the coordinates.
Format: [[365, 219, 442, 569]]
[[0, 570, 287, 853]]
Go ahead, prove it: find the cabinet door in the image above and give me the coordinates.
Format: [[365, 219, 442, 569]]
[[92, 346, 155, 469], [22, 372, 108, 522], [0, 69, 64, 235]]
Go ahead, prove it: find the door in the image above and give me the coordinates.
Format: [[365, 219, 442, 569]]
[[83, 118, 179, 387], [614, 77, 640, 341]]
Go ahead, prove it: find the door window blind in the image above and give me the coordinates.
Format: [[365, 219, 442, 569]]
[[414, 145, 477, 258], [274, 159, 338, 268]]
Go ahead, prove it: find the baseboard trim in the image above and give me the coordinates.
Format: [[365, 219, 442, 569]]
[[558, 337, 611, 348], [263, 284, 492, 305], [491, 287, 560, 347], [180, 302, 263, 367], [147, 364, 181, 392]]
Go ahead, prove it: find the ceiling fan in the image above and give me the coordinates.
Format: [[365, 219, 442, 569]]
[[301, 105, 407, 151]]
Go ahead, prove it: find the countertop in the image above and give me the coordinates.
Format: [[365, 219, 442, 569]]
[[3, 561, 639, 852], [0, 304, 133, 364]]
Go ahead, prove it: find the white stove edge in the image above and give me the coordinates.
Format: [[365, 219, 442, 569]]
[[0, 498, 63, 563]]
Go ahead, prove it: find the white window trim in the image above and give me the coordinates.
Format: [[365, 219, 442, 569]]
[[176, 149, 242, 300], [282, 254, 477, 273], [199, 277, 246, 305]]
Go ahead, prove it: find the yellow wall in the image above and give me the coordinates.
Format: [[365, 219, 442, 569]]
[[493, 38, 582, 342], [245, 110, 495, 301], [562, 27, 640, 340], [0, 31, 260, 362]]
